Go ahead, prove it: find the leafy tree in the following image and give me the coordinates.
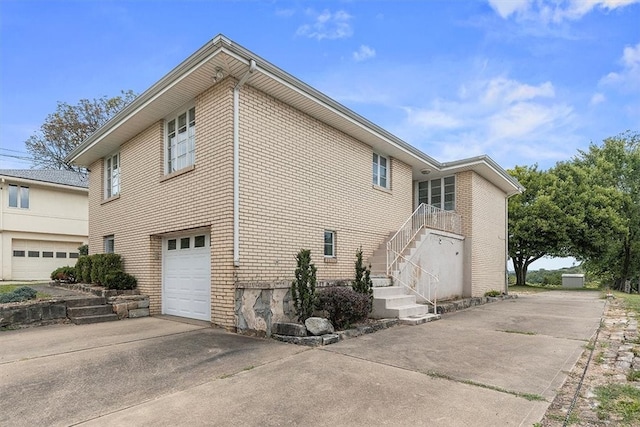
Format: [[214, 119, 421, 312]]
[[25, 90, 136, 171], [566, 131, 640, 290], [508, 165, 571, 286]]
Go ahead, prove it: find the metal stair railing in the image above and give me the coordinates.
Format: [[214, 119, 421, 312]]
[[386, 203, 461, 276], [388, 249, 438, 315]]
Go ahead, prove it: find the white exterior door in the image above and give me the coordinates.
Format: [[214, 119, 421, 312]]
[[162, 232, 211, 321], [12, 239, 82, 280]]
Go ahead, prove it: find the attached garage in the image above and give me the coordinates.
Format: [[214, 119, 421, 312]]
[[162, 232, 211, 321], [12, 239, 82, 280]]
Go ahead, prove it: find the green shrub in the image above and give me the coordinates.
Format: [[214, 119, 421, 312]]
[[75, 256, 92, 283], [351, 247, 373, 312], [317, 286, 370, 330], [0, 286, 37, 303], [103, 271, 137, 290], [50, 266, 77, 283], [78, 244, 88, 256], [90, 253, 123, 285], [290, 249, 317, 322], [484, 290, 501, 297]]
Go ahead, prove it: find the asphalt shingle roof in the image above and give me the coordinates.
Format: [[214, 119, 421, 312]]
[[0, 169, 89, 188]]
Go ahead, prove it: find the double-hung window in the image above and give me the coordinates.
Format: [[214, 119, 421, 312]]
[[324, 230, 336, 258], [418, 176, 456, 211], [372, 153, 388, 188], [8, 185, 29, 209], [105, 152, 120, 198], [166, 106, 196, 173]]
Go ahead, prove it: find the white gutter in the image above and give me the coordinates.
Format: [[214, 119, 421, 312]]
[[233, 59, 256, 267]]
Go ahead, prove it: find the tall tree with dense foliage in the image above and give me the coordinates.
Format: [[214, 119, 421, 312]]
[[566, 131, 640, 290], [508, 165, 571, 286], [25, 90, 136, 171]]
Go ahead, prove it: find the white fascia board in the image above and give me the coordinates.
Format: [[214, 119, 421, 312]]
[[0, 176, 89, 193], [440, 156, 523, 195], [67, 42, 227, 165]]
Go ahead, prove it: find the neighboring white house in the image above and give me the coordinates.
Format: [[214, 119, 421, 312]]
[[0, 170, 88, 280]]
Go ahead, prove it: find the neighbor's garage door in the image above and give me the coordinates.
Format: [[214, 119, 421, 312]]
[[12, 239, 82, 280], [162, 232, 211, 321]]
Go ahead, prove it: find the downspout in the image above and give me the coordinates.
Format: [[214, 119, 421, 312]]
[[233, 59, 256, 267]]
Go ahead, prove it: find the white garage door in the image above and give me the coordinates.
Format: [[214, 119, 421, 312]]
[[12, 240, 82, 280], [162, 232, 211, 321]]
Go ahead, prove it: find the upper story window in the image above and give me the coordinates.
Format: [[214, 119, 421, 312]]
[[166, 106, 196, 174], [8, 184, 29, 209], [372, 153, 388, 188], [105, 152, 120, 198], [418, 176, 456, 211]]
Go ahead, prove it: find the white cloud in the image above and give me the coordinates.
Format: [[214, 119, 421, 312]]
[[296, 9, 353, 40], [353, 45, 376, 62], [590, 93, 606, 105], [482, 78, 555, 105], [275, 8, 295, 18], [404, 107, 462, 129], [488, 0, 640, 23], [600, 42, 640, 91]]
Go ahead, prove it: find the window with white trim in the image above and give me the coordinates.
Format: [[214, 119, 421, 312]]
[[372, 153, 388, 188], [104, 152, 120, 198], [324, 230, 336, 258], [418, 176, 456, 211], [166, 106, 196, 173], [8, 184, 29, 208], [104, 235, 115, 253]]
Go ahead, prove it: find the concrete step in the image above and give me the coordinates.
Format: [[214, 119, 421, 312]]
[[70, 314, 119, 325], [395, 304, 429, 318], [372, 286, 405, 298], [68, 305, 113, 317], [377, 295, 416, 308], [371, 276, 391, 287], [399, 313, 441, 325], [65, 296, 106, 308]]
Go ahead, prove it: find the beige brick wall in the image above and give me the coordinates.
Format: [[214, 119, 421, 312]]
[[237, 84, 413, 287], [88, 78, 413, 329], [456, 171, 507, 297], [88, 79, 237, 329]]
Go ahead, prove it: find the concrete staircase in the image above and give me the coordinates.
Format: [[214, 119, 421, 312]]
[[66, 296, 118, 325], [371, 286, 440, 325], [368, 229, 440, 325]]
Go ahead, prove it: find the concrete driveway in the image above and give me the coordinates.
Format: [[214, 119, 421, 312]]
[[0, 291, 604, 426]]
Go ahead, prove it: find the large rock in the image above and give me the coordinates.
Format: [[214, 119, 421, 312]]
[[273, 322, 307, 337], [305, 317, 335, 336]]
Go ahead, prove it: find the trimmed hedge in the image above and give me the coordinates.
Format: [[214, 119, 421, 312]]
[[0, 286, 37, 303], [69, 253, 137, 290], [51, 266, 77, 283], [103, 271, 137, 290], [317, 286, 370, 330]]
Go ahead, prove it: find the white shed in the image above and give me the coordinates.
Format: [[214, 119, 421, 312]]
[[562, 274, 585, 289]]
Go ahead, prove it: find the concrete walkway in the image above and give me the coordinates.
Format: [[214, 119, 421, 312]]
[[0, 291, 604, 426]]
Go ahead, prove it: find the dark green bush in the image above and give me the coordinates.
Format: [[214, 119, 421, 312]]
[[351, 247, 373, 312], [78, 244, 88, 256], [290, 249, 317, 322], [0, 286, 37, 303], [484, 290, 501, 297], [102, 271, 137, 290], [90, 253, 123, 285], [75, 256, 92, 283], [317, 286, 370, 330], [51, 266, 77, 283]]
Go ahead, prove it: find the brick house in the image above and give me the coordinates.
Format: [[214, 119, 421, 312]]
[[67, 35, 521, 335]]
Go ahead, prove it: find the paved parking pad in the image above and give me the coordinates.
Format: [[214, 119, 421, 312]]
[[0, 291, 605, 426]]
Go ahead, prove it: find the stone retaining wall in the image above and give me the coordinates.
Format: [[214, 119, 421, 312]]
[[109, 295, 150, 319], [0, 300, 68, 328]]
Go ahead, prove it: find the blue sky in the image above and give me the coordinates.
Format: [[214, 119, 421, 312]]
[[1, 0, 639, 269]]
